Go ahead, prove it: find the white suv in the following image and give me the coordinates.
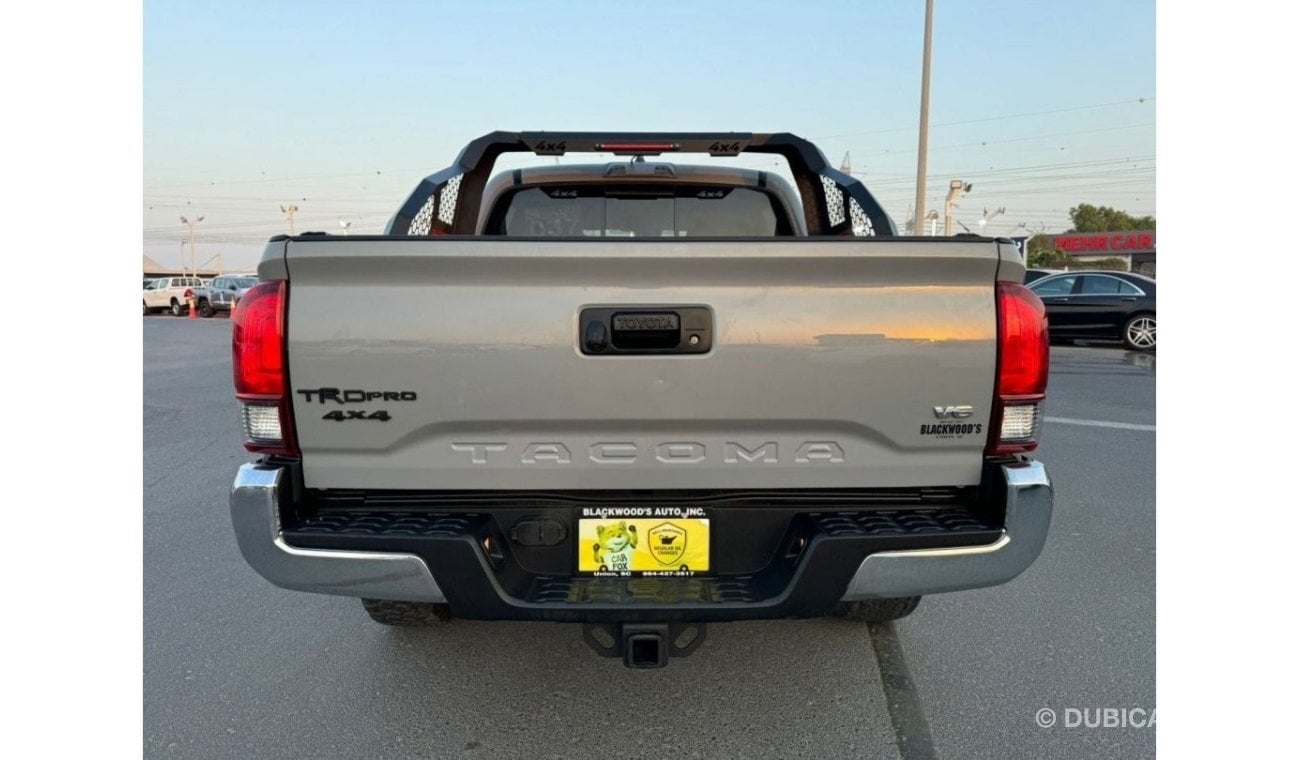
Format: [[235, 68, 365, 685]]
[[143, 276, 206, 316]]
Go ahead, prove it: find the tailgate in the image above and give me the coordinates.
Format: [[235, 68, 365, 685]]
[[280, 238, 999, 490]]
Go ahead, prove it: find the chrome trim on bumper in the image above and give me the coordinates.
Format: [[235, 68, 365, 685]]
[[229, 463, 446, 603], [231, 460, 1049, 608], [839, 460, 1052, 600]]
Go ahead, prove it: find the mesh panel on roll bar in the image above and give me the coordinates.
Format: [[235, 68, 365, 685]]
[[436, 174, 462, 227], [849, 197, 874, 236], [407, 196, 435, 236], [821, 175, 846, 227]]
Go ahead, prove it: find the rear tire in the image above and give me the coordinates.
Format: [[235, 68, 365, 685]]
[[197, 298, 215, 318], [1123, 313, 1156, 351], [362, 599, 453, 626], [170, 298, 183, 316], [833, 596, 921, 623]]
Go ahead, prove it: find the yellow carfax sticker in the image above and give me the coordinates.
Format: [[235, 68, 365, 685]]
[[577, 507, 710, 577]]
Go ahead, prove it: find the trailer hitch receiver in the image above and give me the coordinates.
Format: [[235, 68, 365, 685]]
[[582, 622, 707, 668]]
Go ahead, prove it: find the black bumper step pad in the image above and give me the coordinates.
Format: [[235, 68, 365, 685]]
[[528, 576, 760, 605], [815, 509, 999, 537]]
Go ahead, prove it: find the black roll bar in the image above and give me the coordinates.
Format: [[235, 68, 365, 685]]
[[386, 131, 897, 237]]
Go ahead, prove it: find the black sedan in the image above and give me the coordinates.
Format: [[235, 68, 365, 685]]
[[1027, 270, 1156, 350]]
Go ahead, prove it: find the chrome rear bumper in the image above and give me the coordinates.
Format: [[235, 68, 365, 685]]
[[230, 460, 1050, 606], [840, 460, 1052, 599], [230, 464, 447, 603]]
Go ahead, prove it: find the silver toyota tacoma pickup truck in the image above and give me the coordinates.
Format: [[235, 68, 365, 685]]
[[229, 132, 1052, 668]]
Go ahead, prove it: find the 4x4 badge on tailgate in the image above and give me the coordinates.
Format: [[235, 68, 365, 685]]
[[322, 410, 391, 422]]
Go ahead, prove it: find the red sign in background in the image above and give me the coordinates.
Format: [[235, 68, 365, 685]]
[[1053, 230, 1156, 254]]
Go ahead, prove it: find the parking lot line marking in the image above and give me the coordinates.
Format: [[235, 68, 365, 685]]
[[1045, 416, 1155, 432], [868, 622, 937, 760]]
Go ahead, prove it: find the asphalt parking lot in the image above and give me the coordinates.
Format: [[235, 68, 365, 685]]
[[143, 315, 1155, 759]]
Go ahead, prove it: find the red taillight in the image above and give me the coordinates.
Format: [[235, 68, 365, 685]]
[[987, 282, 1049, 456], [997, 283, 1049, 397], [233, 281, 284, 397], [232, 280, 297, 456]]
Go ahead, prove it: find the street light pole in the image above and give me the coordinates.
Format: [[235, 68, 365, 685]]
[[912, 0, 935, 236], [925, 210, 940, 236], [944, 180, 970, 236], [979, 206, 1007, 237], [180, 215, 204, 277], [281, 204, 299, 235]]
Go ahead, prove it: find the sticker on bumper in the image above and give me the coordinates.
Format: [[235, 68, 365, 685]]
[[577, 507, 710, 577]]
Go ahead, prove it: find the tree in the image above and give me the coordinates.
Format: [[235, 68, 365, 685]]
[[1068, 204, 1156, 233], [1026, 234, 1066, 268]]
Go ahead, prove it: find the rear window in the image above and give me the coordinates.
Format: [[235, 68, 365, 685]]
[[1080, 275, 1143, 295], [491, 185, 789, 237], [1029, 275, 1078, 297]]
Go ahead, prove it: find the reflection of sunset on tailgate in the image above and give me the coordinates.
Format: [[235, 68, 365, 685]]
[[717, 286, 994, 345]]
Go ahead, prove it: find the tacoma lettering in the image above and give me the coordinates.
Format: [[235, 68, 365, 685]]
[[449, 441, 848, 465], [724, 441, 778, 464]]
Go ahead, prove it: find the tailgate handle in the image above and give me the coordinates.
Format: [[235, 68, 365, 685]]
[[611, 312, 680, 349], [579, 307, 713, 355]]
